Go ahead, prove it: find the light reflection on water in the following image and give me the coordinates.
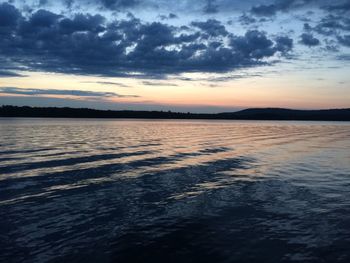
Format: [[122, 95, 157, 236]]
[[1, 118, 350, 262]]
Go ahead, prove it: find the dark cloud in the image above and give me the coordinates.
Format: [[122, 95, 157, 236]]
[[336, 54, 350, 60], [251, 4, 277, 16], [168, 13, 177, 19], [314, 15, 350, 35], [302, 1, 350, 45], [0, 2, 21, 27], [95, 81, 132, 87], [97, 0, 140, 10], [323, 39, 340, 52], [29, 9, 61, 27], [59, 14, 106, 34], [0, 3, 294, 78], [300, 33, 320, 46], [64, 0, 74, 8], [230, 30, 275, 59], [337, 35, 350, 47], [250, 0, 318, 17], [23, 0, 317, 16], [0, 71, 26, 77], [303, 23, 312, 31], [39, 0, 49, 6], [303, 13, 350, 47], [0, 87, 139, 97], [298, 1, 349, 49], [203, 0, 219, 14], [82, 81, 132, 87], [15, 0, 339, 15], [275, 36, 294, 53], [142, 81, 178, 86], [238, 13, 257, 25], [35, 0, 140, 10], [159, 13, 178, 20], [191, 19, 228, 37], [324, 0, 350, 13], [230, 30, 293, 59]]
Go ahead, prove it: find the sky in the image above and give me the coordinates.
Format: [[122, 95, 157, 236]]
[[0, 0, 349, 112]]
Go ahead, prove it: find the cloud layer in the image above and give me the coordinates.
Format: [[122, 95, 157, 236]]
[[0, 0, 349, 79], [0, 87, 139, 97], [0, 2, 294, 78]]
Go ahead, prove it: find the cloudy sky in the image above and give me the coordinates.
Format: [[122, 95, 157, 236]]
[[0, 0, 349, 112]]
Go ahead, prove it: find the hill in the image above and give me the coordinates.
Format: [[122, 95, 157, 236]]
[[218, 108, 350, 121]]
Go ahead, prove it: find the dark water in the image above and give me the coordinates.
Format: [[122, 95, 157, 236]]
[[1, 118, 350, 263]]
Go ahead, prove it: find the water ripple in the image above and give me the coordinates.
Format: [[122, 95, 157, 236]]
[[1, 119, 350, 263]]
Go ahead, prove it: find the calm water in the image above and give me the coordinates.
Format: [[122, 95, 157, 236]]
[[1, 118, 350, 263]]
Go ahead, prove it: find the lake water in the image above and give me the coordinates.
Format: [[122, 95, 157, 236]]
[[1, 118, 350, 263]]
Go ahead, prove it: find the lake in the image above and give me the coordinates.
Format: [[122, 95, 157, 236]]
[[1, 118, 350, 262]]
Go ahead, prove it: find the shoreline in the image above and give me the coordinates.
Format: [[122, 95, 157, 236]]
[[1, 106, 350, 121]]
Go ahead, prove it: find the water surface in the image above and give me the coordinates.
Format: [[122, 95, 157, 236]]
[[1, 118, 350, 262]]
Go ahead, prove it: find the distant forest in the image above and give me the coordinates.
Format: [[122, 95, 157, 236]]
[[1, 106, 350, 121]]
